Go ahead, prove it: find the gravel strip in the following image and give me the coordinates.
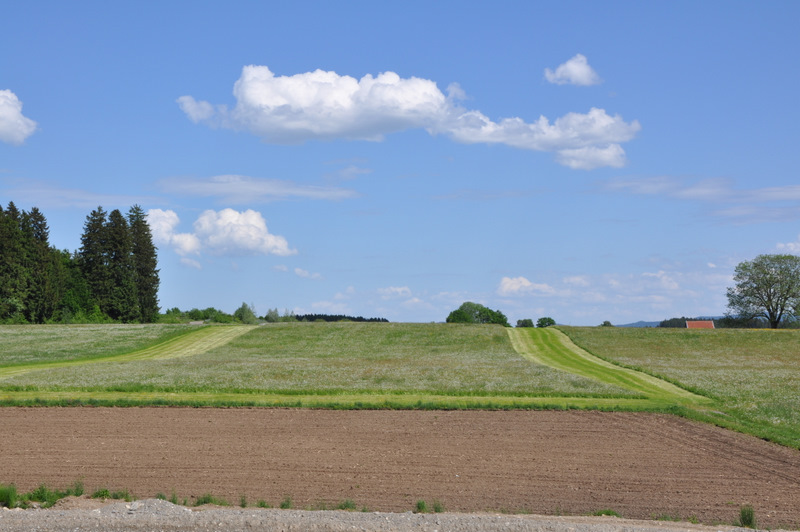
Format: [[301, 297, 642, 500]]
[[0, 499, 763, 532]]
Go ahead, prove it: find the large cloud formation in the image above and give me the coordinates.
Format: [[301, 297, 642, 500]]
[[178, 66, 639, 170], [148, 208, 295, 267], [0, 90, 37, 145]]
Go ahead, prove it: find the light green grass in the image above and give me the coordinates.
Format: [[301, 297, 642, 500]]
[[0, 325, 254, 381], [560, 326, 800, 448], [508, 328, 709, 407], [0, 322, 638, 401], [0, 324, 194, 366]]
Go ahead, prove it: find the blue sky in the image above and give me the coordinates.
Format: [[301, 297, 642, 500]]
[[2, 1, 799, 325]]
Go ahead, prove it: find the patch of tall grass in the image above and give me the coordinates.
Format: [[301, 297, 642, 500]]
[[561, 326, 800, 448], [1, 322, 636, 400], [0, 324, 195, 366]]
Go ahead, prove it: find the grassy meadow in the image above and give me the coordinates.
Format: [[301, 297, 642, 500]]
[[561, 326, 800, 448], [0, 322, 636, 401], [0, 324, 193, 366], [1, 321, 800, 448]]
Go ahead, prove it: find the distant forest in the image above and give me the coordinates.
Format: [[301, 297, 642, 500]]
[[0, 202, 159, 324], [293, 314, 388, 323]]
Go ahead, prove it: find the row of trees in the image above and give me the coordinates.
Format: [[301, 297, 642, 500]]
[[0, 202, 159, 323]]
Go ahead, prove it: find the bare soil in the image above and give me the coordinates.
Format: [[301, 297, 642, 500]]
[[2, 408, 799, 529]]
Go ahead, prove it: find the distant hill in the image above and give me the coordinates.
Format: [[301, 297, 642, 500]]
[[617, 320, 660, 328], [618, 316, 725, 328]]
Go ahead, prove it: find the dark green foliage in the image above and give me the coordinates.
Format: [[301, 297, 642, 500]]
[[600, 320, 614, 327], [0, 483, 18, 508], [279, 496, 293, 509], [104, 209, 140, 322], [233, 302, 258, 324], [0, 201, 159, 324], [80, 206, 111, 314], [446, 302, 509, 327], [336, 499, 357, 510], [128, 205, 160, 322], [738, 505, 756, 528], [194, 493, 228, 506], [536, 317, 556, 328], [91, 488, 111, 499], [294, 313, 387, 323], [658, 316, 692, 328], [727, 254, 800, 329], [516, 318, 534, 328]]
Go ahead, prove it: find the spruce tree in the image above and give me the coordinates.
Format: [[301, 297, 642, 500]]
[[0, 202, 30, 321], [105, 209, 139, 322], [128, 205, 160, 322], [24, 207, 60, 323], [80, 206, 111, 317]]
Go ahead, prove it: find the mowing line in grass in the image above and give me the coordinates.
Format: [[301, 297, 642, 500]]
[[0, 326, 256, 381], [507, 328, 710, 407]]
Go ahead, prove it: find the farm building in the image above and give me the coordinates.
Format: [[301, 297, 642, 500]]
[[686, 320, 715, 329]]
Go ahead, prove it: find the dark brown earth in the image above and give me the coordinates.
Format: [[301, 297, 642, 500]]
[[2, 408, 799, 528]]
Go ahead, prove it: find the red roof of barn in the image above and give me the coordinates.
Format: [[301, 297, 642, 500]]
[[686, 320, 715, 329]]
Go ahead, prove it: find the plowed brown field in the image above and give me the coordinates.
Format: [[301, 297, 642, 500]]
[[2, 408, 799, 528]]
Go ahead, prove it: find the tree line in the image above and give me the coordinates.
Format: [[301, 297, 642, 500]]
[[0, 202, 159, 323]]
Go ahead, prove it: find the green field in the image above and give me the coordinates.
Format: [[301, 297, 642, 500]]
[[1, 322, 798, 448], [560, 326, 800, 448]]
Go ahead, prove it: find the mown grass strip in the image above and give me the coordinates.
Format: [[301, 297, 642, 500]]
[[507, 327, 711, 406], [0, 388, 666, 410], [0, 326, 255, 381]]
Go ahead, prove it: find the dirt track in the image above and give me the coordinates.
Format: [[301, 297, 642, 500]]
[[2, 408, 800, 528]]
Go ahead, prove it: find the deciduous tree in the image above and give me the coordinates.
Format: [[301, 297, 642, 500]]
[[446, 302, 510, 327], [727, 254, 800, 329]]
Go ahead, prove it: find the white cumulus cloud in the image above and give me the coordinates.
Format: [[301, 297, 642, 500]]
[[544, 54, 602, 86], [498, 276, 556, 296], [194, 208, 296, 256], [146, 209, 200, 256], [0, 90, 37, 145], [179, 65, 639, 170], [147, 208, 295, 264]]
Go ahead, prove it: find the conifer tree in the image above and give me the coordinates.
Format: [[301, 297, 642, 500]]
[[0, 202, 29, 320], [105, 209, 139, 322], [80, 206, 111, 316], [24, 207, 61, 323], [128, 205, 160, 322]]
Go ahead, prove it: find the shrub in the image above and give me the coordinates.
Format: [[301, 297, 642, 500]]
[[0, 483, 18, 508], [738, 505, 756, 528], [337, 499, 357, 510]]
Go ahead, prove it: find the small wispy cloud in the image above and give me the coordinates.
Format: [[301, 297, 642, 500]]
[[378, 286, 412, 299], [158, 174, 358, 204], [0, 178, 160, 210], [294, 267, 322, 280], [603, 176, 800, 224]]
